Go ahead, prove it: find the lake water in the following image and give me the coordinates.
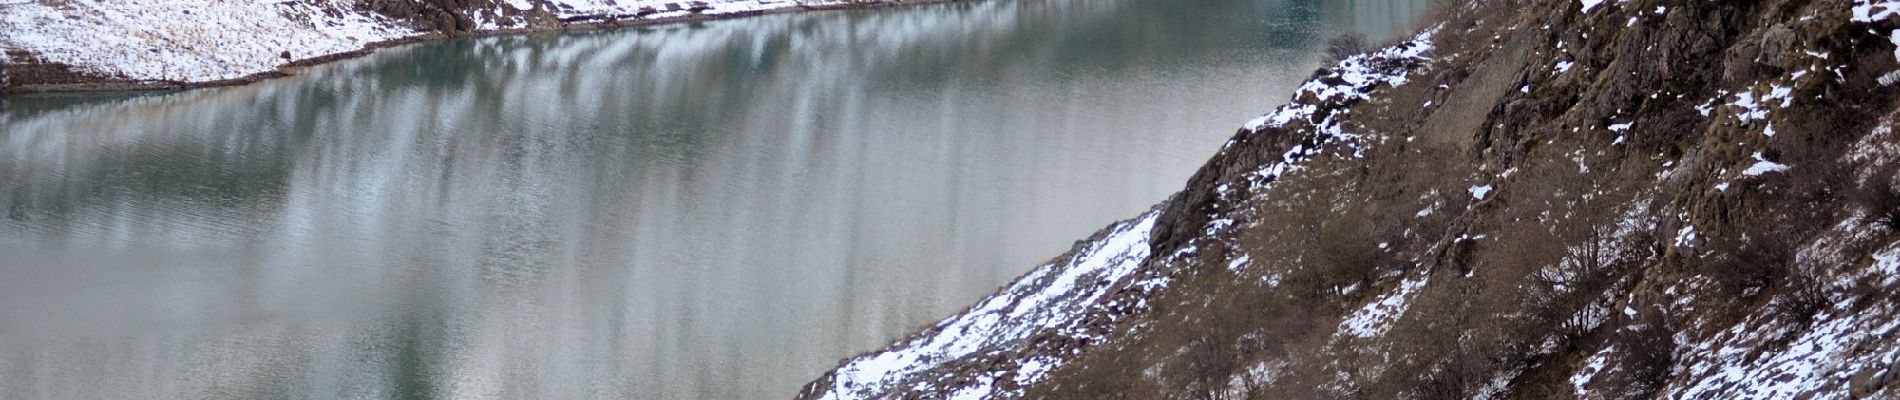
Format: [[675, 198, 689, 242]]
[[0, 0, 1419, 398]]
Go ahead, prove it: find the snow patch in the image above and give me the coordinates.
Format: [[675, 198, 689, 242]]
[[1469, 184, 1494, 200], [1580, 0, 1608, 14], [0, 0, 414, 81], [1742, 152, 1790, 176], [1571, 345, 1617, 396], [1673, 303, 1900, 398], [1243, 30, 1435, 134], [1874, 248, 1900, 287], [1338, 276, 1429, 338], [1854, 0, 1900, 22], [1228, 254, 1252, 273], [0, 0, 868, 83], [1674, 225, 1697, 249], [813, 211, 1160, 400], [1730, 90, 1769, 123]]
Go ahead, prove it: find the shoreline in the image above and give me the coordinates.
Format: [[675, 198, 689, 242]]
[[0, 0, 956, 97]]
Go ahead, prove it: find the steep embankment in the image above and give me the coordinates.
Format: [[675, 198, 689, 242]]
[[0, 0, 931, 94], [802, 0, 1900, 398]]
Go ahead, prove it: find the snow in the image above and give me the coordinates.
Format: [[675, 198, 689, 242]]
[[543, 0, 819, 20], [1673, 225, 1697, 248], [0, 0, 414, 81], [1580, 0, 1608, 14], [1892, 31, 1900, 64], [1469, 184, 1494, 200], [1742, 152, 1790, 176], [1244, 104, 1316, 132], [1236, 29, 1436, 199], [1674, 302, 1900, 399], [1554, 60, 1573, 73], [1570, 345, 1616, 397], [1874, 247, 1900, 287], [813, 29, 1442, 400], [946, 378, 993, 400], [1228, 254, 1252, 272], [1225, 360, 1286, 397], [1852, 2, 1900, 65], [1244, 30, 1435, 134], [1014, 357, 1057, 385], [1766, 85, 1794, 107], [813, 211, 1160, 400], [1608, 123, 1631, 132], [1338, 276, 1428, 338], [1730, 90, 1769, 123], [0, 0, 862, 83], [1848, 119, 1900, 165], [1854, 0, 1900, 23]]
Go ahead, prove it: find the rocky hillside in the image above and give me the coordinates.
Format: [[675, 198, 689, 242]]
[[801, 0, 1900, 398], [0, 0, 922, 94]]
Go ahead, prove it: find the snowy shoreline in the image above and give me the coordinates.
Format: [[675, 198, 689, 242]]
[[0, 0, 959, 95]]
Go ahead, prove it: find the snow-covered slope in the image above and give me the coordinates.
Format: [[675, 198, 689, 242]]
[[0, 0, 412, 82], [798, 28, 1441, 399], [803, 0, 1900, 398], [0, 0, 921, 90], [807, 210, 1161, 400]]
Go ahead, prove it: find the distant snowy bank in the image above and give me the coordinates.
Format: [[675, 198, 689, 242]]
[[0, 0, 941, 93]]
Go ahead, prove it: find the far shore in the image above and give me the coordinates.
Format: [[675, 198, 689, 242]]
[[0, 0, 964, 96]]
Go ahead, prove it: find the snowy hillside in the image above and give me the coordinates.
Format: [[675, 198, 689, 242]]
[[1, 0, 412, 82], [803, 0, 1900, 398], [0, 0, 903, 89]]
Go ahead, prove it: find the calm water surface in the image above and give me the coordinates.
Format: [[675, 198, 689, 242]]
[[0, 0, 1418, 398]]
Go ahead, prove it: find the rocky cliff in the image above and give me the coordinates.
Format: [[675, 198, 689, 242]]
[[0, 0, 921, 94], [801, 0, 1900, 398]]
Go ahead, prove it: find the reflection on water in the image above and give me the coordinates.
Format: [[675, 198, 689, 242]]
[[0, 0, 1416, 398]]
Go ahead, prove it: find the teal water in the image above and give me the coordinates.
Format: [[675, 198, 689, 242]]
[[0, 0, 1420, 398]]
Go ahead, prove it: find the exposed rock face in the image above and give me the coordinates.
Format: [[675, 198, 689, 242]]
[[804, 0, 1900, 399]]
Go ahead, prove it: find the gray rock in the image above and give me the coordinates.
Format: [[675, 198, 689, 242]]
[[1757, 24, 1797, 70], [1851, 367, 1889, 398], [1724, 37, 1760, 83]]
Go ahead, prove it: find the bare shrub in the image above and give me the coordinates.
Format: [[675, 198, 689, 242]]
[[1323, 33, 1369, 67], [1702, 230, 1796, 299], [1776, 269, 1830, 329], [1597, 309, 1676, 399], [1855, 175, 1900, 232], [1428, 0, 1463, 20], [1313, 202, 1383, 294]]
